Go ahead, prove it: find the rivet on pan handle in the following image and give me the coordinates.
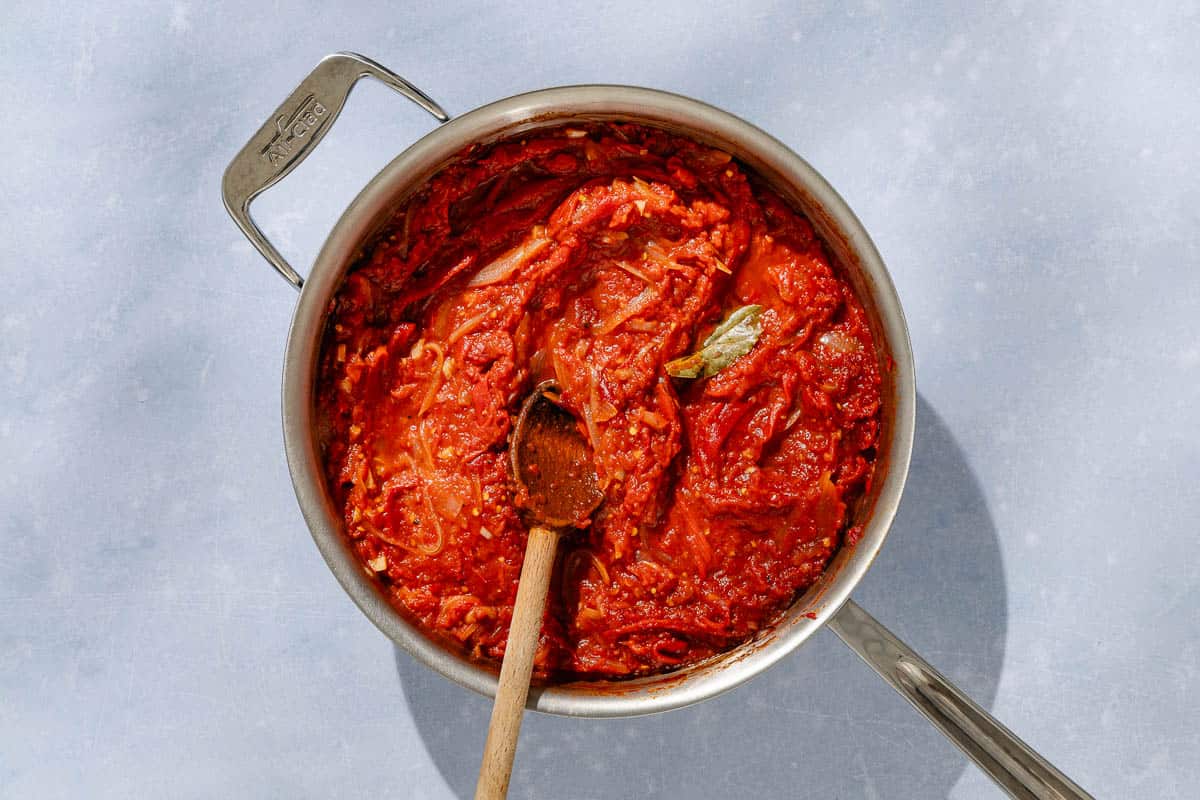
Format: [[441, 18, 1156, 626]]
[[221, 52, 448, 291]]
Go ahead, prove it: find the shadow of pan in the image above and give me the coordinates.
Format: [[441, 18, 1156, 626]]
[[396, 393, 1007, 798]]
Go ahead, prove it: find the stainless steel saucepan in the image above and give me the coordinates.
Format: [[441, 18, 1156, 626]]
[[223, 52, 1091, 799]]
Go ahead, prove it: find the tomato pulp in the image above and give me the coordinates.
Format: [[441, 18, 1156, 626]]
[[317, 123, 881, 678]]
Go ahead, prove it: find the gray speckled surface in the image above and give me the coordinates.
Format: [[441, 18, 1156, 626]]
[[2, 2, 1198, 798]]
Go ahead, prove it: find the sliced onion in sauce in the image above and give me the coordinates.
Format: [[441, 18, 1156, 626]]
[[466, 230, 551, 287], [817, 329, 860, 356]]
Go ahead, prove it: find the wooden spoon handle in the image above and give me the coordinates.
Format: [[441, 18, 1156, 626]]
[[475, 525, 560, 800]]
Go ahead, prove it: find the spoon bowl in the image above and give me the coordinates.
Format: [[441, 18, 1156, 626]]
[[510, 381, 605, 529]]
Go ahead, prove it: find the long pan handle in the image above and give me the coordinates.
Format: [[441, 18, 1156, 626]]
[[828, 599, 1093, 800]]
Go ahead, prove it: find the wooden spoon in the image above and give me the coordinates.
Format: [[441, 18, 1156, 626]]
[[475, 381, 604, 800]]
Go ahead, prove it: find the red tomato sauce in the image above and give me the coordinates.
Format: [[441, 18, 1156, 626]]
[[317, 123, 881, 679]]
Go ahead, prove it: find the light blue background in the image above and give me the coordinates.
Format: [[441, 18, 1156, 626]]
[[2, 2, 1197, 797]]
